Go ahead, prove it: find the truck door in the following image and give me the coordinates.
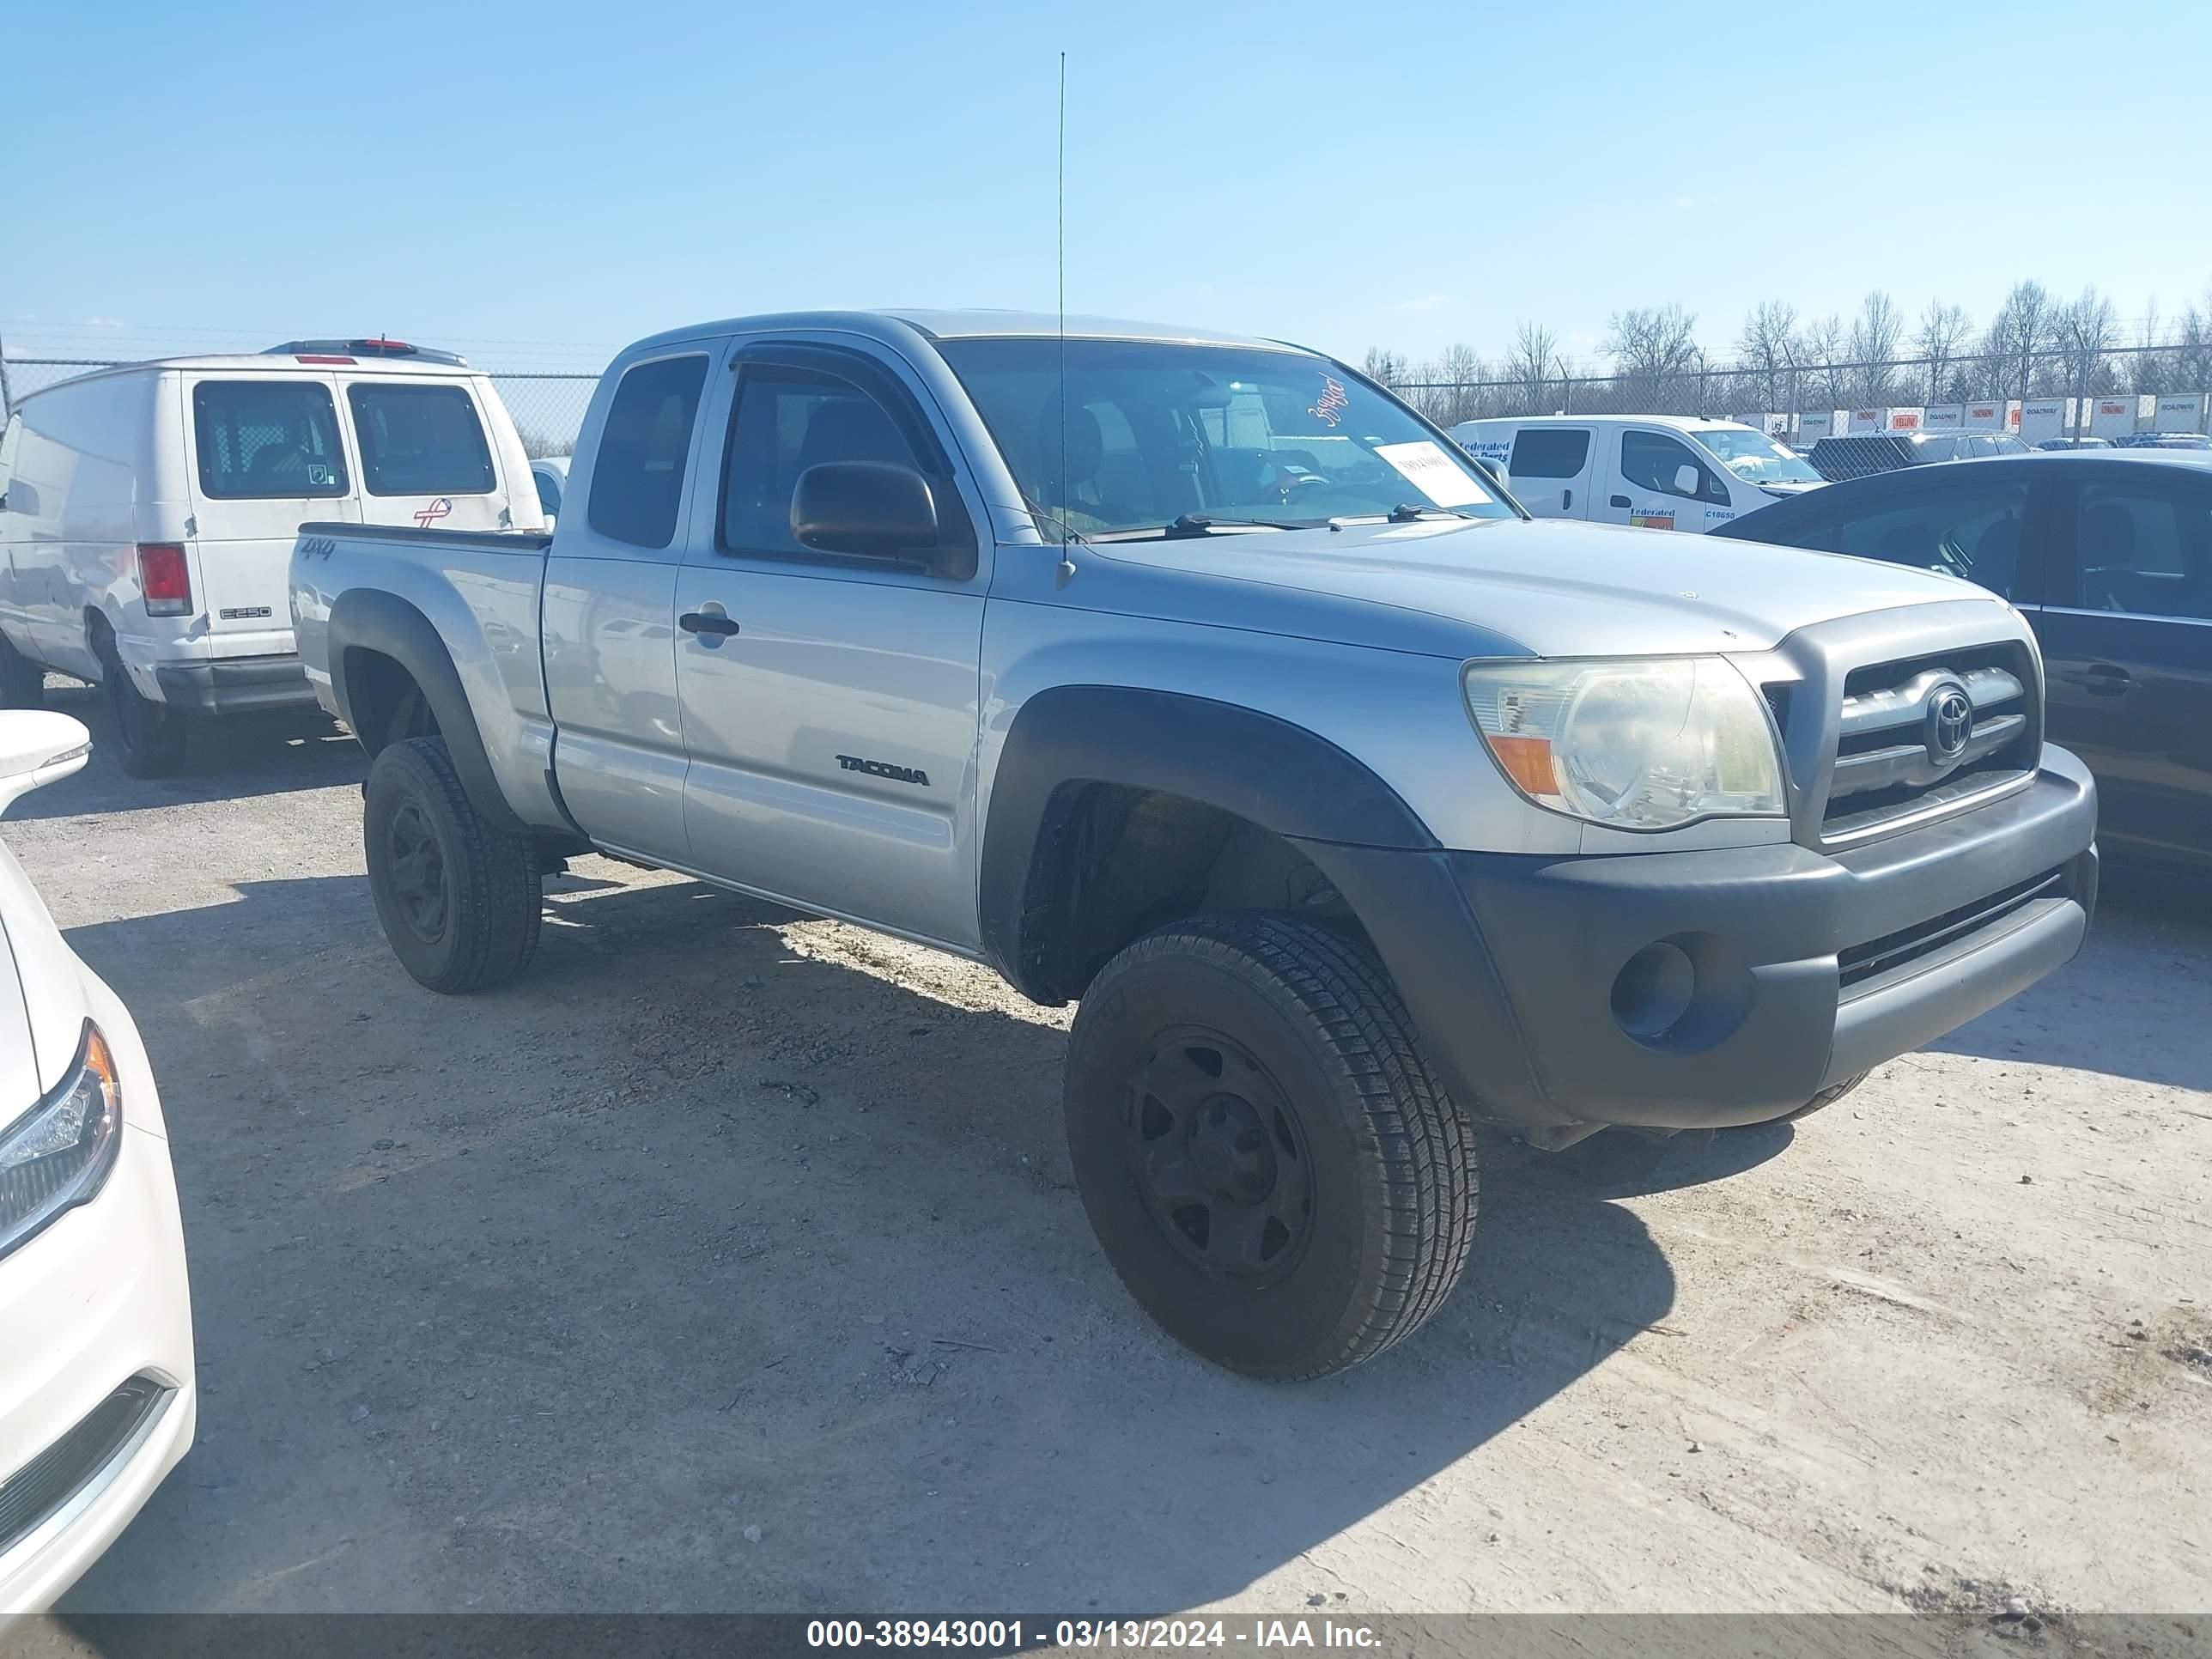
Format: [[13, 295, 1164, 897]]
[[1608, 428, 1735, 532], [540, 349, 713, 867], [672, 341, 988, 951], [1503, 427, 1595, 520]]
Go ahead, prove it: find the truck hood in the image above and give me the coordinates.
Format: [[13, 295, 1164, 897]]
[[1090, 515, 1991, 657]]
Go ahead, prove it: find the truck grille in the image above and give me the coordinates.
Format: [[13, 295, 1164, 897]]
[[0, 1375, 171, 1558], [1815, 642, 2039, 843]]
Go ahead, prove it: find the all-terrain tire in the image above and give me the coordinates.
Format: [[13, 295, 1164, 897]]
[[96, 639, 188, 777], [1064, 913, 1478, 1381], [0, 633, 44, 708], [364, 736, 541, 994]]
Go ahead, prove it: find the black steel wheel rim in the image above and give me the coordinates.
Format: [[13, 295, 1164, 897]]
[[385, 799, 449, 942], [1126, 1025, 1315, 1285]]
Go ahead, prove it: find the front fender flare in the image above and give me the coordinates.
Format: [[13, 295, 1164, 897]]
[[979, 684, 1438, 998]]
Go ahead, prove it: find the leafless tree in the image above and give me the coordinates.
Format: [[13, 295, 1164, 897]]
[[1429, 343, 1487, 425], [2128, 301, 2171, 394], [1735, 301, 1797, 412], [1912, 300, 1972, 405], [2055, 287, 2120, 404], [2177, 291, 2212, 399], [1361, 347, 1407, 387], [1798, 313, 1847, 410], [513, 425, 567, 460], [1504, 321, 1564, 416], [1844, 291, 1902, 406], [1605, 304, 1701, 410], [1982, 280, 2057, 400]]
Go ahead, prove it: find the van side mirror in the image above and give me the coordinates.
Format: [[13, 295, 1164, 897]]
[[1674, 463, 1702, 496], [793, 461, 940, 560]]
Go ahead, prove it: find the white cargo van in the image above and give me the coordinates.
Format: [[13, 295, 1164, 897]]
[[1449, 415, 1824, 535], [0, 340, 541, 775]]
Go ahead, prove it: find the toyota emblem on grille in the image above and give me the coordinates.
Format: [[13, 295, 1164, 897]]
[[1925, 681, 1974, 766]]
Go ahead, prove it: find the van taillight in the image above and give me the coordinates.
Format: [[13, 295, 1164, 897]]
[[137, 544, 192, 616]]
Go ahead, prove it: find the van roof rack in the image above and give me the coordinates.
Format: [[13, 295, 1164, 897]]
[[263, 337, 468, 367]]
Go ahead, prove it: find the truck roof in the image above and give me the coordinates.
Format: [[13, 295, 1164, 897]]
[[625, 309, 1304, 356]]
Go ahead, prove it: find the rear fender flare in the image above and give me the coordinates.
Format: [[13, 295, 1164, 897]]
[[326, 589, 527, 836]]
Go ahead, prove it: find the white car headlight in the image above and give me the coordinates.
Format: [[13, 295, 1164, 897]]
[[0, 1021, 124, 1261], [1463, 656, 1787, 830]]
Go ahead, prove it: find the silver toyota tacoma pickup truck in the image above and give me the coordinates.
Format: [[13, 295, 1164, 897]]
[[291, 311, 2098, 1380]]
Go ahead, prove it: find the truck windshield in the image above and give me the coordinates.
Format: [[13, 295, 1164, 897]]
[[936, 337, 1514, 537], [1697, 428, 1822, 485]]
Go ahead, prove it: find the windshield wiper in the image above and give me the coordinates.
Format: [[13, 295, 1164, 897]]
[[1385, 502, 1478, 522], [1090, 514, 1314, 541]]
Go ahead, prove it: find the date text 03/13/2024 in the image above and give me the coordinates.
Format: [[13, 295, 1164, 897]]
[[805, 1618, 1383, 1651]]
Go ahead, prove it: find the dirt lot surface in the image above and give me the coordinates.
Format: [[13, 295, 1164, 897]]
[[8, 686, 2210, 1620]]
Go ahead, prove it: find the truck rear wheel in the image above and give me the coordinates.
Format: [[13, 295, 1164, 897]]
[[95, 640, 187, 778], [0, 634, 43, 709], [1064, 914, 1478, 1381], [364, 736, 541, 994]]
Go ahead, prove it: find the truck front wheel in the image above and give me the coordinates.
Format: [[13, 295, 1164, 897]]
[[364, 736, 541, 994], [1064, 914, 1478, 1381]]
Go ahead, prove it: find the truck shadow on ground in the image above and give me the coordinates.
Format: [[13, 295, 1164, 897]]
[[56, 866, 1681, 1615], [9, 679, 362, 822], [1928, 871, 2212, 1095]]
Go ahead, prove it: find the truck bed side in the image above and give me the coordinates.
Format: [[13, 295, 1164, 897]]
[[289, 523, 569, 833]]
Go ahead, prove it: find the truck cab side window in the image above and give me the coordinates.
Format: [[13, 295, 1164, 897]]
[[586, 355, 708, 550], [719, 368, 924, 558]]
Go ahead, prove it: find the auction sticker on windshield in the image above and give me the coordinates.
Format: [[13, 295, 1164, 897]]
[[1374, 441, 1492, 507]]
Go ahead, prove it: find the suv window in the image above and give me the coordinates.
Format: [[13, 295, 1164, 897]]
[[192, 380, 349, 500], [586, 356, 708, 549], [1818, 478, 2032, 597], [2069, 477, 2212, 620], [720, 366, 924, 557], [346, 383, 495, 497], [1507, 428, 1590, 479], [1621, 430, 1729, 504]]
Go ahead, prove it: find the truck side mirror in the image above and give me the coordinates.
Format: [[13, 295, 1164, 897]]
[[1674, 463, 1702, 497], [793, 461, 941, 561]]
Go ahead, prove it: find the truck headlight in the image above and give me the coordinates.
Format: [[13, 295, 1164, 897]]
[[1463, 656, 1786, 830], [0, 1022, 124, 1261]]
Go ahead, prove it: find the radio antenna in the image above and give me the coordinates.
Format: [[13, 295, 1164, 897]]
[[1056, 52, 1074, 580]]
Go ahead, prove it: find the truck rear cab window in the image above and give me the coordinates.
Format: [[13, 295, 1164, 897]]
[[587, 356, 709, 549], [346, 383, 495, 497], [192, 380, 349, 499], [719, 368, 925, 558], [1508, 428, 1590, 479]]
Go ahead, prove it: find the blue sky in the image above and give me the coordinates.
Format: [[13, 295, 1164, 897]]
[[9, 0, 2210, 371]]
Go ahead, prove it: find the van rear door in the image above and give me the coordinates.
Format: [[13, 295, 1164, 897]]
[[340, 377, 508, 538], [1503, 426, 1595, 519], [184, 370, 361, 655]]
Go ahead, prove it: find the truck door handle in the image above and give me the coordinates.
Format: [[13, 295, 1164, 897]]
[[1609, 495, 1631, 508], [2059, 663, 2130, 696], [678, 611, 741, 637]]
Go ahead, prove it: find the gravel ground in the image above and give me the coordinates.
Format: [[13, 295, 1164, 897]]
[[7, 683, 2210, 1621]]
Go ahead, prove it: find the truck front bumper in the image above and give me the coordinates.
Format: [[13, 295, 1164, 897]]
[[1309, 744, 2099, 1132]]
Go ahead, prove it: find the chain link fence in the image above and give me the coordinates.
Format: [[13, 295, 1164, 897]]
[[1383, 343, 2212, 437], [0, 354, 604, 456], [9, 341, 2212, 451]]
